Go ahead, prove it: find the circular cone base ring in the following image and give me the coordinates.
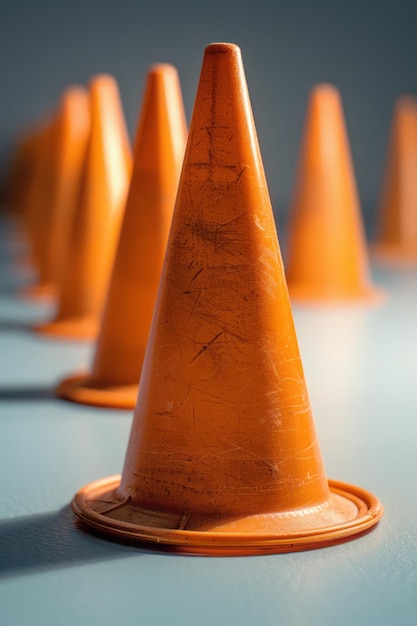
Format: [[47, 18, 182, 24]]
[[72, 475, 383, 555], [34, 316, 98, 340], [57, 373, 138, 409]]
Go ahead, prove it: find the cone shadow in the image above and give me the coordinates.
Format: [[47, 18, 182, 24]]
[[0, 507, 144, 579], [0, 319, 33, 333], [0, 385, 56, 401]]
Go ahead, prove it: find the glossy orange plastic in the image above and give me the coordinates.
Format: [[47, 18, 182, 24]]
[[373, 96, 417, 262], [37, 75, 132, 340], [45, 87, 91, 292], [72, 44, 383, 555], [285, 84, 380, 302], [57, 64, 187, 407]]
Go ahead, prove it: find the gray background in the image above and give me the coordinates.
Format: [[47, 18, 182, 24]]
[[2, 0, 417, 226]]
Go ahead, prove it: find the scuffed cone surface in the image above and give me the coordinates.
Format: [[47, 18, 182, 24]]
[[119, 43, 329, 517]]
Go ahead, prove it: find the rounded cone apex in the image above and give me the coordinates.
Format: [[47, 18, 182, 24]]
[[285, 83, 380, 303], [72, 47, 382, 554], [374, 95, 417, 262], [205, 42, 240, 53], [58, 64, 187, 407]]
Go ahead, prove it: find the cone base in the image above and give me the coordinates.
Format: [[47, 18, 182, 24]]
[[288, 284, 384, 306], [372, 243, 417, 266], [72, 475, 383, 555], [56, 373, 138, 409], [34, 316, 98, 340]]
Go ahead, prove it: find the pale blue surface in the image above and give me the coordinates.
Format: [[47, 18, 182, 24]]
[[1, 215, 416, 626]]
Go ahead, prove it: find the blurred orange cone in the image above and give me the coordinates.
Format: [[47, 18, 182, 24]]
[[57, 64, 187, 406], [43, 86, 91, 292], [36, 75, 132, 340], [72, 44, 382, 555], [373, 96, 417, 262], [285, 84, 380, 303]]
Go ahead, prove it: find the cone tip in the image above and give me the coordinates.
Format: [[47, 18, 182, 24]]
[[311, 82, 340, 101], [204, 42, 241, 56], [60, 85, 87, 106], [61, 84, 86, 97], [308, 83, 343, 120], [88, 74, 122, 118], [148, 63, 178, 76], [89, 73, 118, 95], [396, 94, 417, 115], [59, 85, 90, 133]]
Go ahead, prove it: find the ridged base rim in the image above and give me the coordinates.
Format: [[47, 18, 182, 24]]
[[56, 373, 138, 409], [71, 474, 383, 555]]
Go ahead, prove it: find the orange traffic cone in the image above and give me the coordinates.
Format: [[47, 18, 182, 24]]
[[373, 96, 417, 262], [285, 84, 380, 303], [42, 86, 91, 291], [57, 64, 187, 407], [18, 88, 90, 295], [72, 44, 382, 555], [36, 75, 132, 340]]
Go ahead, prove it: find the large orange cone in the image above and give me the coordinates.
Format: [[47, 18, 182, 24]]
[[36, 75, 132, 340], [72, 44, 382, 555], [373, 96, 417, 262], [285, 84, 380, 303], [57, 64, 187, 407]]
